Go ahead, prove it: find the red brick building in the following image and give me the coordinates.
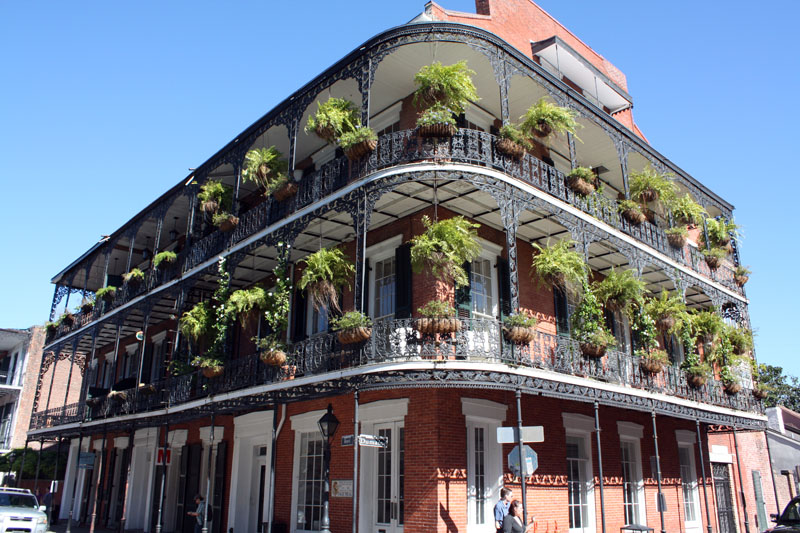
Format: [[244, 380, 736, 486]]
[[28, 2, 772, 532]]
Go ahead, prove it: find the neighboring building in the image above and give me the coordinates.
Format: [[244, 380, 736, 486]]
[[27, 1, 774, 533], [0, 328, 41, 452], [766, 406, 800, 509]]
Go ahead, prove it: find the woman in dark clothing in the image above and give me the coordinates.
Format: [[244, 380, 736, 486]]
[[503, 500, 535, 533]]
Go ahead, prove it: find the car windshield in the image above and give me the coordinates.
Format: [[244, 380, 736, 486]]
[[779, 499, 800, 524], [0, 494, 38, 508]]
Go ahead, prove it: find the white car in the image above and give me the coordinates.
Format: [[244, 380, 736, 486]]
[[0, 488, 48, 533]]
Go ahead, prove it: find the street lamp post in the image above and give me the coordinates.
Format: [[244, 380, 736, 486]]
[[318, 404, 339, 533]]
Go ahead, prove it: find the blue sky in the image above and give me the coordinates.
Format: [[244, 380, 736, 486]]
[[1, 1, 797, 376]]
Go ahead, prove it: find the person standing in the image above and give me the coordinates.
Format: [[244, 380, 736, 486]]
[[502, 500, 535, 533], [494, 487, 513, 532], [187, 494, 205, 533]]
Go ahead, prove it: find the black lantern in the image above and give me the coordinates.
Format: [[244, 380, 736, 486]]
[[317, 404, 338, 533], [317, 403, 340, 440]]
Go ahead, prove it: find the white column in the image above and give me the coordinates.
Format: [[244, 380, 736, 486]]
[[59, 438, 81, 521], [162, 430, 188, 533]]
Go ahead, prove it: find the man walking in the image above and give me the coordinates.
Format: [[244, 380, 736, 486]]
[[187, 494, 205, 533], [494, 487, 513, 532]]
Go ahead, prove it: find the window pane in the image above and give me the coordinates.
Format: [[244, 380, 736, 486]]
[[471, 258, 493, 317], [296, 431, 324, 531], [374, 257, 396, 319]]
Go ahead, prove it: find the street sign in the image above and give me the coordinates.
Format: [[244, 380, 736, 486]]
[[508, 445, 538, 477], [497, 426, 544, 444], [357, 434, 388, 448], [341, 434, 388, 447], [78, 452, 95, 470]]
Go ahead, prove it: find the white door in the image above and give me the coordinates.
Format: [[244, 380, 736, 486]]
[[373, 423, 404, 533], [248, 448, 267, 533]]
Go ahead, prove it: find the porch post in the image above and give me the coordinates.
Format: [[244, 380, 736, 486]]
[[593, 402, 606, 533], [90, 429, 108, 533], [651, 411, 666, 533], [66, 433, 84, 533], [695, 420, 713, 533], [732, 428, 751, 533]]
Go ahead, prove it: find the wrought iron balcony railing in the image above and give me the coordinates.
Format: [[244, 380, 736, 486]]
[[47, 128, 744, 344], [31, 317, 762, 431]]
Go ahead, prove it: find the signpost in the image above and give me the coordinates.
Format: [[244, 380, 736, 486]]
[[499, 414, 545, 525], [497, 426, 544, 444]]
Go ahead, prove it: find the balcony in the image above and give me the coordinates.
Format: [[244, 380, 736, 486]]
[[31, 316, 763, 432], [45, 127, 745, 346]]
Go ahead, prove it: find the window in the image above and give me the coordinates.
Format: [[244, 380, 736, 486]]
[[296, 431, 325, 531], [676, 430, 702, 531], [470, 258, 494, 318], [563, 413, 595, 533], [618, 422, 644, 526], [463, 398, 506, 533], [308, 303, 328, 336], [366, 235, 402, 322], [373, 257, 396, 319]]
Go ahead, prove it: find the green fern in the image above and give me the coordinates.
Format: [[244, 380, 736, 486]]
[[592, 269, 646, 317], [520, 98, 581, 139], [413, 61, 479, 115], [409, 215, 481, 288], [298, 247, 354, 312], [530, 240, 586, 289]]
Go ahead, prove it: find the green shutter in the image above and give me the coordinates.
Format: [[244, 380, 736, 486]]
[[395, 244, 412, 319], [455, 261, 472, 319], [753, 470, 768, 530], [497, 256, 511, 319]]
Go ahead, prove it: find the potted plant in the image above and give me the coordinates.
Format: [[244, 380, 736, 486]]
[[416, 103, 458, 138], [734, 265, 751, 287], [571, 281, 616, 358], [520, 98, 580, 139], [530, 240, 586, 291], [213, 212, 240, 232], [339, 125, 378, 160], [45, 321, 58, 335], [684, 360, 712, 388], [666, 194, 706, 226], [496, 123, 532, 159], [592, 268, 645, 316], [753, 382, 770, 400], [153, 250, 177, 269], [566, 166, 596, 196], [59, 311, 75, 327], [416, 300, 461, 335], [242, 147, 297, 201], [226, 286, 268, 329], [198, 180, 238, 231], [727, 326, 753, 355], [305, 98, 360, 143], [80, 300, 95, 314], [255, 337, 288, 366], [690, 309, 725, 349], [298, 247, 354, 313], [108, 390, 128, 403], [331, 311, 373, 344], [702, 247, 727, 270], [720, 364, 742, 395], [628, 167, 676, 204], [122, 267, 145, 286], [414, 60, 478, 112], [502, 311, 538, 344], [644, 290, 686, 333], [705, 217, 740, 250], [167, 359, 193, 377], [618, 199, 646, 225], [638, 348, 670, 374], [179, 301, 212, 350], [666, 226, 689, 248], [410, 215, 481, 289], [192, 355, 225, 378], [96, 286, 117, 303]]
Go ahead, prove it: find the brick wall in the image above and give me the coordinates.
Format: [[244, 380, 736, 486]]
[[13, 326, 45, 448]]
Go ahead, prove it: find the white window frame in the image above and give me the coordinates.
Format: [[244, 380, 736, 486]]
[[370, 101, 402, 133], [366, 235, 403, 321], [465, 105, 496, 132], [469, 240, 502, 320], [463, 399, 507, 533], [563, 413, 596, 533], [290, 409, 327, 533], [618, 422, 645, 526], [676, 429, 703, 533]]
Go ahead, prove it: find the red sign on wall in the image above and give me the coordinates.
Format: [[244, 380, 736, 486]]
[[156, 448, 172, 466]]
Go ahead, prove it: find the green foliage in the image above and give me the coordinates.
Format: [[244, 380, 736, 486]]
[[667, 193, 706, 225], [206, 257, 232, 360], [198, 180, 232, 213], [410, 215, 481, 288], [644, 290, 687, 333], [705, 217, 740, 246], [702, 247, 728, 261], [226, 286, 268, 322], [618, 199, 644, 215], [630, 307, 659, 352], [503, 311, 537, 328], [242, 146, 289, 192], [305, 98, 359, 140], [95, 286, 116, 301], [726, 325, 754, 354], [417, 299, 456, 318], [666, 226, 689, 237], [628, 167, 677, 204], [530, 240, 586, 290], [684, 361, 712, 379], [416, 103, 457, 127], [45, 321, 58, 332], [298, 247, 354, 312], [567, 166, 595, 183], [520, 98, 581, 139], [338, 125, 377, 150], [330, 311, 373, 331], [735, 265, 751, 277], [719, 353, 747, 386], [253, 336, 286, 352], [689, 309, 725, 345], [636, 347, 669, 365], [498, 124, 533, 150], [153, 250, 177, 269], [191, 355, 224, 370], [212, 212, 237, 228], [571, 280, 616, 347], [261, 248, 292, 342], [167, 359, 193, 376], [592, 269, 645, 317], [0, 447, 68, 480], [756, 363, 800, 411], [413, 60, 479, 115], [180, 301, 212, 344], [122, 268, 144, 284]]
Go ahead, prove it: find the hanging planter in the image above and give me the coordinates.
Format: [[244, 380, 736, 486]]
[[123, 268, 145, 287], [298, 247, 355, 314], [259, 349, 287, 367], [734, 266, 751, 287], [272, 181, 298, 202], [666, 227, 688, 248], [213, 213, 239, 233], [417, 316, 462, 335], [580, 342, 607, 358], [628, 167, 677, 204], [80, 301, 95, 314], [702, 247, 727, 270], [496, 124, 531, 159], [753, 384, 769, 400], [202, 365, 224, 379], [723, 380, 742, 395], [619, 200, 647, 226], [332, 311, 373, 344], [340, 126, 378, 161], [59, 311, 75, 327], [416, 103, 458, 138], [638, 349, 669, 375], [305, 98, 360, 144], [566, 167, 596, 196], [530, 240, 586, 291], [520, 98, 580, 141], [502, 312, 538, 344], [593, 269, 645, 318], [96, 286, 117, 304]]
